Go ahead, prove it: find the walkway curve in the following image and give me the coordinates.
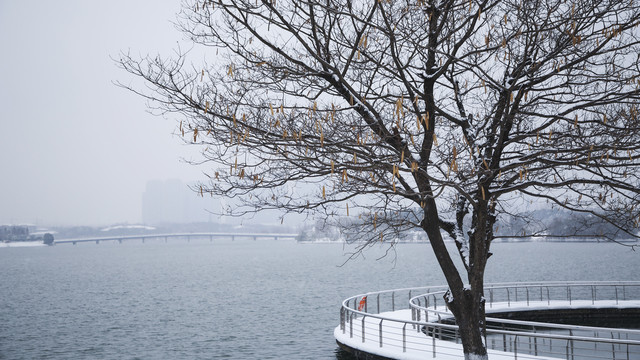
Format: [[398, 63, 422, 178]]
[[335, 281, 640, 359]]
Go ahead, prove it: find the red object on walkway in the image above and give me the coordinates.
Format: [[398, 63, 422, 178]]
[[357, 296, 367, 311]]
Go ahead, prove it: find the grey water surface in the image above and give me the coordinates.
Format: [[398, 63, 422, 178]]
[[0, 240, 637, 359]]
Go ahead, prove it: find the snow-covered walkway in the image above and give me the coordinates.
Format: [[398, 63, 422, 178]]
[[335, 308, 560, 360], [335, 284, 640, 360]]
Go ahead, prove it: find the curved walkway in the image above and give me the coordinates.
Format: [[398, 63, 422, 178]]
[[335, 282, 640, 359]]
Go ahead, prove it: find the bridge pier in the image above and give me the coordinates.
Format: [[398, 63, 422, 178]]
[[118, 239, 122, 244], [95, 240, 100, 244], [72, 241, 76, 245], [142, 238, 145, 244]]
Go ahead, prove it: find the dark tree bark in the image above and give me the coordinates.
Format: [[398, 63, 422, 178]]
[[119, 1, 640, 358]]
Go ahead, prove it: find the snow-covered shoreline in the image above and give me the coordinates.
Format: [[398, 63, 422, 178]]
[[0, 241, 46, 248]]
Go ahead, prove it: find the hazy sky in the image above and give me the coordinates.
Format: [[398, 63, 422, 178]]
[[0, 1, 210, 226]]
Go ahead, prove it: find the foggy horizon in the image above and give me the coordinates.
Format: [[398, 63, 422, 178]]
[[0, 1, 212, 227]]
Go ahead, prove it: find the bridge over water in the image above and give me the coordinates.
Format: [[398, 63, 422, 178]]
[[54, 232, 298, 245]]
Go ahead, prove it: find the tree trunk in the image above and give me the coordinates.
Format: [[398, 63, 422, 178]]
[[422, 199, 489, 359], [446, 287, 488, 360]]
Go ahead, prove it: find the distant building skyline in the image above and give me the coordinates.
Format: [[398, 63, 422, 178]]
[[142, 179, 213, 225]]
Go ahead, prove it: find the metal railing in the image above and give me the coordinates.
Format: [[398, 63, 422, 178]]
[[338, 282, 640, 359], [412, 281, 640, 313], [412, 282, 640, 359]]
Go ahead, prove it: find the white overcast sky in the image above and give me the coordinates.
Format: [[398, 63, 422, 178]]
[[0, 1, 210, 226]]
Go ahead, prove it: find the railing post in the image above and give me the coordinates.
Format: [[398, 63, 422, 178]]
[[392, 292, 395, 311], [540, 286, 543, 302], [432, 327, 436, 358], [611, 332, 616, 360], [490, 288, 494, 308], [402, 323, 407, 352], [340, 308, 345, 332], [502, 324, 507, 352], [615, 286, 619, 305], [507, 288, 511, 307], [377, 294, 380, 314], [592, 285, 596, 305], [350, 314, 354, 338], [569, 329, 574, 360], [362, 316, 366, 343], [514, 334, 518, 360], [546, 287, 550, 306], [526, 287, 530, 306], [379, 319, 383, 347], [533, 326, 538, 356]]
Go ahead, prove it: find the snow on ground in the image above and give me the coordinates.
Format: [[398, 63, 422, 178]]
[[486, 299, 640, 311], [0, 241, 45, 248], [334, 309, 559, 360], [336, 299, 640, 359], [428, 300, 640, 322]]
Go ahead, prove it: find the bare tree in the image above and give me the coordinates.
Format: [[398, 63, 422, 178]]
[[119, 0, 640, 358]]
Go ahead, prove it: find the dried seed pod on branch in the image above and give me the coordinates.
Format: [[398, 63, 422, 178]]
[[118, 1, 640, 358]]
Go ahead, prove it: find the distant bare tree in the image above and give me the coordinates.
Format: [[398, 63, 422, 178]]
[[119, 0, 640, 358]]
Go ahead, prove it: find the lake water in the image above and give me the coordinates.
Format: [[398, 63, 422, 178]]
[[0, 239, 638, 359]]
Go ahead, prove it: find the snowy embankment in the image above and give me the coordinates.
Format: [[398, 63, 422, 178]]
[[0, 241, 45, 248]]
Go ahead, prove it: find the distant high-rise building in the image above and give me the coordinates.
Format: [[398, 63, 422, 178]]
[[142, 179, 213, 224]]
